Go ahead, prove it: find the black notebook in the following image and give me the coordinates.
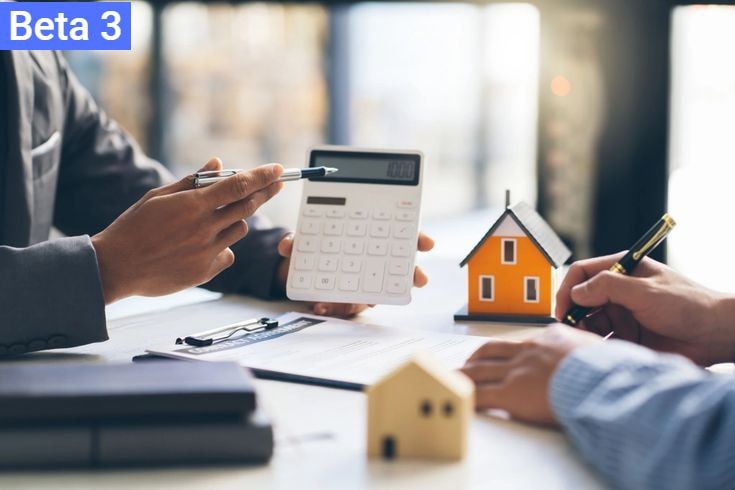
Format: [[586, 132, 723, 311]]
[[0, 361, 256, 422], [0, 361, 272, 467]]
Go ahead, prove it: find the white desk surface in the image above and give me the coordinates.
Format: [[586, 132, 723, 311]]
[[0, 213, 606, 489]]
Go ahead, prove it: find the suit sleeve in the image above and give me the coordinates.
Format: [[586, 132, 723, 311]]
[[204, 217, 289, 299], [0, 236, 108, 355], [53, 52, 173, 236], [550, 340, 735, 490]]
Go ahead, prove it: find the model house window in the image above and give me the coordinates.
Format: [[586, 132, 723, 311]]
[[502, 239, 517, 264], [479, 275, 494, 301], [524, 277, 539, 303]]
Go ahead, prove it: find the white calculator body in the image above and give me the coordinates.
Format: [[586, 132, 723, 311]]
[[287, 146, 424, 305]]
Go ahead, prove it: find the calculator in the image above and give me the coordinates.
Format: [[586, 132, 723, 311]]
[[286, 146, 424, 306]]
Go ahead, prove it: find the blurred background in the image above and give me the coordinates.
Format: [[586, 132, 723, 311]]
[[66, 1, 735, 292]]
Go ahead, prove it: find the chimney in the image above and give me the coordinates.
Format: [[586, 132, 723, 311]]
[[505, 189, 510, 208]]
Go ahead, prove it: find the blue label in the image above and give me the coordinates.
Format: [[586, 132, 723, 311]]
[[0, 2, 131, 50]]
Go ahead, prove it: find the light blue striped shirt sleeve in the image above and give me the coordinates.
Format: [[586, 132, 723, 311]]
[[550, 339, 735, 490]]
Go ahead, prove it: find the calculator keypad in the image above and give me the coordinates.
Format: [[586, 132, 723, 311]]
[[289, 199, 418, 303]]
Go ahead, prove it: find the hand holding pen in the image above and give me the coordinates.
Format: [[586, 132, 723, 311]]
[[92, 158, 284, 304], [562, 214, 676, 326], [554, 215, 735, 365]]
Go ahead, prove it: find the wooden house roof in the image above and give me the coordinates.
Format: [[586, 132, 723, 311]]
[[368, 354, 473, 398], [459, 201, 571, 268]]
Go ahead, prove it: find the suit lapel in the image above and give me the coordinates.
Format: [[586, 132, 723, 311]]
[[3, 51, 34, 246]]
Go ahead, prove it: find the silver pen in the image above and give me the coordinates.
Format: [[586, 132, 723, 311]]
[[193, 166, 338, 188]]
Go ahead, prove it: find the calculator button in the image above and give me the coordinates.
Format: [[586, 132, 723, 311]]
[[346, 222, 367, 237], [344, 239, 364, 255], [321, 238, 340, 254], [318, 257, 339, 272], [391, 241, 411, 257], [393, 223, 415, 239], [370, 223, 390, 238], [372, 210, 391, 220], [291, 273, 312, 289], [388, 259, 410, 275], [349, 209, 368, 219], [364, 260, 385, 293], [297, 237, 318, 253], [294, 255, 315, 271], [368, 240, 388, 256], [326, 209, 345, 219], [324, 222, 344, 236], [397, 199, 416, 209], [315, 275, 335, 290], [386, 276, 408, 294], [339, 275, 360, 292], [342, 258, 362, 273], [300, 220, 320, 235], [396, 211, 417, 221], [303, 207, 322, 217]]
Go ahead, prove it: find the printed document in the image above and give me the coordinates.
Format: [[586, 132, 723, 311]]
[[147, 312, 489, 387]]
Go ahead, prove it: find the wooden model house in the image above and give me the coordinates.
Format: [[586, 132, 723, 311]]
[[454, 195, 571, 323], [366, 354, 473, 461]]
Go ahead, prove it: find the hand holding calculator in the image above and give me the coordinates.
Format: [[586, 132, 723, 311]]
[[286, 147, 424, 306]]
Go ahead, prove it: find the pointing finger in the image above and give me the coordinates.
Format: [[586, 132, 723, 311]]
[[204, 163, 283, 208]]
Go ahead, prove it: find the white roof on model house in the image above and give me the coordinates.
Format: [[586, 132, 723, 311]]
[[459, 201, 572, 269]]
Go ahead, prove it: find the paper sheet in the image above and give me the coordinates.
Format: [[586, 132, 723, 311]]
[[147, 312, 489, 386]]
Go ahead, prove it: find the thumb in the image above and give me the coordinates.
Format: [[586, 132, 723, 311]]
[[570, 271, 644, 309], [277, 232, 295, 258]]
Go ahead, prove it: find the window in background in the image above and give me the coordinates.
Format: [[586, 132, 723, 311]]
[[348, 3, 539, 218], [668, 5, 735, 292], [162, 3, 328, 229], [66, 1, 153, 149]]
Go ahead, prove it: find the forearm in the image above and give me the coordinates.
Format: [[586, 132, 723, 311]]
[[0, 237, 108, 354], [551, 340, 735, 490]]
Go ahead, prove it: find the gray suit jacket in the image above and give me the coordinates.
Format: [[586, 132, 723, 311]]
[[0, 51, 287, 356]]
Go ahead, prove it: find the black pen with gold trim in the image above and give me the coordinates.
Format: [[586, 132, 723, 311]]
[[562, 213, 677, 326]]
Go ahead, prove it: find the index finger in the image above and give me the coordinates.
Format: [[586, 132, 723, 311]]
[[555, 252, 625, 321], [203, 163, 283, 208]]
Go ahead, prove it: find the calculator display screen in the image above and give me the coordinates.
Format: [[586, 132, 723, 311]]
[[309, 150, 420, 186]]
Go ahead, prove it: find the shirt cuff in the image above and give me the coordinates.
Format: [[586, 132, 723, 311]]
[[550, 340, 664, 424]]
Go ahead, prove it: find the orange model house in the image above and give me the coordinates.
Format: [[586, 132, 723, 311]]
[[454, 196, 571, 323]]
